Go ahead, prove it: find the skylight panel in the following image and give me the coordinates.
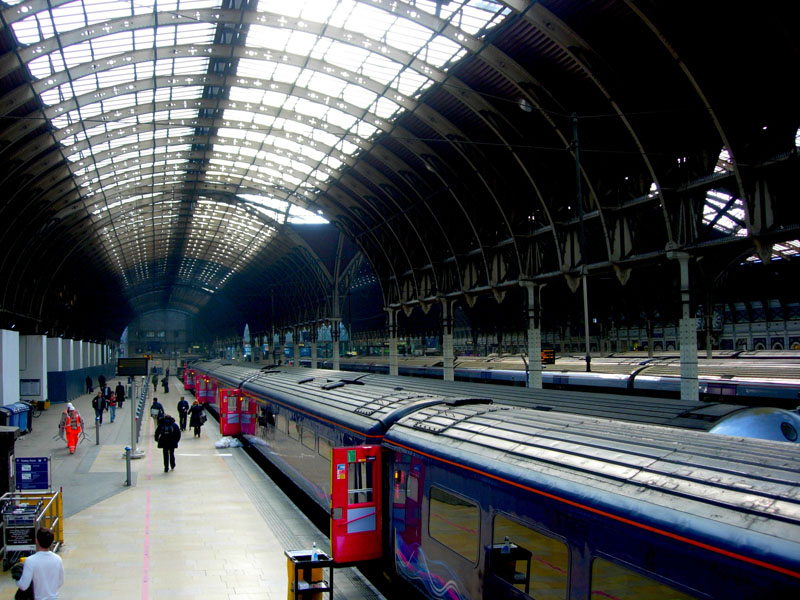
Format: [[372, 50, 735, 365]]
[[246, 25, 292, 51], [342, 83, 376, 109], [343, 3, 399, 40], [288, 203, 329, 223], [385, 17, 433, 55], [373, 95, 401, 119]]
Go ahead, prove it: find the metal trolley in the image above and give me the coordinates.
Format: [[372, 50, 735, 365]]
[[0, 491, 63, 570]]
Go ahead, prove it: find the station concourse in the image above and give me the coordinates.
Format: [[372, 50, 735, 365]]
[[0, 376, 383, 600]]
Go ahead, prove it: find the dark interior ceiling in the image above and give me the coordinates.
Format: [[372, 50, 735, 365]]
[[0, 0, 797, 342]]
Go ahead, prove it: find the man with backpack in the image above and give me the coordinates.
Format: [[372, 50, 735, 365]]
[[154, 414, 181, 472]]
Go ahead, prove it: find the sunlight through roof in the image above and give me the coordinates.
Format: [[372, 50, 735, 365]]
[[3, 0, 511, 294]]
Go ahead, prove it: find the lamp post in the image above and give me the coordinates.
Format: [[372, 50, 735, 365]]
[[572, 114, 591, 372]]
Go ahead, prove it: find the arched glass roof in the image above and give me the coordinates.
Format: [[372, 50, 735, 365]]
[[2, 0, 510, 298]]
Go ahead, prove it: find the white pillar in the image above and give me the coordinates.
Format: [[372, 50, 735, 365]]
[[61, 339, 73, 370], [20, 335, 47, 406], [387, 309, 398, 377], [1, 330, 20, 406], [47, 337, 62, 371], [73, 340, 82, 369], [522, 282, 543, 388], [442, 300, 455, 382], [670, 251, 699, 401], [82, 341, 90, 368]]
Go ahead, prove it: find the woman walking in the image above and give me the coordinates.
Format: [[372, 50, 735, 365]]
[[188, 400, 206, 438]]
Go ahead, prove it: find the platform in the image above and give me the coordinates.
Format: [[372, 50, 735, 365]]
[[0, 376, 384, 600]]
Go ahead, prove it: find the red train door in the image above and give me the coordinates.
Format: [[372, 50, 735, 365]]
[[330, 446, 382, 563]]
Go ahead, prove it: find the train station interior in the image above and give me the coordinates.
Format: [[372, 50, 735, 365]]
[[0, 1, 798, 598]]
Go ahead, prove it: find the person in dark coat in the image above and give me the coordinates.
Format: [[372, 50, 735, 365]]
[[150, 397, 164, 427], [152, 373, 158, 391], [177, 396, 190, 431], [98, 373, 106, 390], [161, 376, 169, 394], [154, 414, 181, 472], [85, 375, 92, 393], [115, 382, 126, 408], [188, 400, 205, 438], [91, 390, 108, 424]]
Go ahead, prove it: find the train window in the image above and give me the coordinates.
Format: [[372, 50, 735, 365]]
[[491, 515, 568, 600], [275, 414, 287, 435], [591, 557, 697, 600], [288, 419, 300, 441], [428, 486, 479, 563], [318, 437, 332, 461], [406, 473, 419, 502], [347, 461, 373, 505], [301, 429, 315, 451]]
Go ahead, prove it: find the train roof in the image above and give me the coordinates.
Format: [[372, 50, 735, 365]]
[[195, 361, 491, 437], [383, 404, 800, 576], [191, 360, 752, 431]]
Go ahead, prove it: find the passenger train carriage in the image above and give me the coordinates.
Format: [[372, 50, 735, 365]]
[[188, 361, 800, 599]]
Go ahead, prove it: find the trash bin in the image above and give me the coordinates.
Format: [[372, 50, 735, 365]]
[[0, 403, 32, 434]]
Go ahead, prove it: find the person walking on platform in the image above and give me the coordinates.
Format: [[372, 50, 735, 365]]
[[85, 375, 92, 393], [161, 375, 169, 394], [177, 396, 190, 431], [14, 527, 63, 599], [189, 400, 206, 438], [150, 397, 164, 427], [155, 414, 181, 472], [108, 392, 117, 423], [98, 373, 106, 391], [58, 403, 84, 454], [152, 373, 158, 392], [92, 390, 108, 424], [115, 381, 126, 409]]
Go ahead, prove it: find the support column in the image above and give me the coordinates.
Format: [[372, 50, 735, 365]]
[[61, 339, 73, 370], [82, 341, 91, 367], [330, 319, 341, 371], [293, 327, 301, 367], [310, 323, 318, 369], [47, 337, 62, 372], [20, 335, 47, 406], [279, 330, 286, 366], [442, 300, 454, 382], [1, 330, 20, 405], [670, 251, 699, 401], [387, 309, 398, 377], [522, 282, 543, 388]]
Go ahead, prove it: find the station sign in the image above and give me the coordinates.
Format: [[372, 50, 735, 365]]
[[15, 456, 50, 491]]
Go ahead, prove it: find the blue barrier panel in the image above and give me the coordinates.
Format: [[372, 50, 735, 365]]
[[47, 363, 115, 404]]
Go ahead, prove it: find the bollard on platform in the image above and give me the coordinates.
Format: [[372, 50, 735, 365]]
[[124, 446, 132, 486]]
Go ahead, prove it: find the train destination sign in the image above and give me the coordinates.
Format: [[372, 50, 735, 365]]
[[117, 357, 149, 376]]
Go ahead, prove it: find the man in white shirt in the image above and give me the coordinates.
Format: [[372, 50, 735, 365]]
[[17, 527, 64, 599]]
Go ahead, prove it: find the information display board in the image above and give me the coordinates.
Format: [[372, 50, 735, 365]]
[[15, 457, 50, 491], [117, 357, 149, 376]]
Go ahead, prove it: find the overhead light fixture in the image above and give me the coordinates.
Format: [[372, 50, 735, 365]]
[[518, 98, 533, 113]]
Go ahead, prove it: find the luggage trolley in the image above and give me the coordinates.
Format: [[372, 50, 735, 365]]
[[2, 501, 42, 570]]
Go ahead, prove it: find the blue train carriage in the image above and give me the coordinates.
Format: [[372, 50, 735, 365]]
[[203, 363, 493, 565], [381, 404, 800, 600]]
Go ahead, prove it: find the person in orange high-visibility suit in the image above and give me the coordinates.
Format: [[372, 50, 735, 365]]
[[58, 403, 84, 454]]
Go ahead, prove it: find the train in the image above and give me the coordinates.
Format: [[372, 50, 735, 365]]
[[185, 361, 800, 599], [292, 351, 800, 407]]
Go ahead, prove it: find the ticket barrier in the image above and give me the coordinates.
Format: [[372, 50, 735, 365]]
[[0, 490, 63, 570], [219, 389, 241, 436]]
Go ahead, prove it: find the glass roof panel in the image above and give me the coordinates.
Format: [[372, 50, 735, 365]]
[[4, 0, 510, 296]]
